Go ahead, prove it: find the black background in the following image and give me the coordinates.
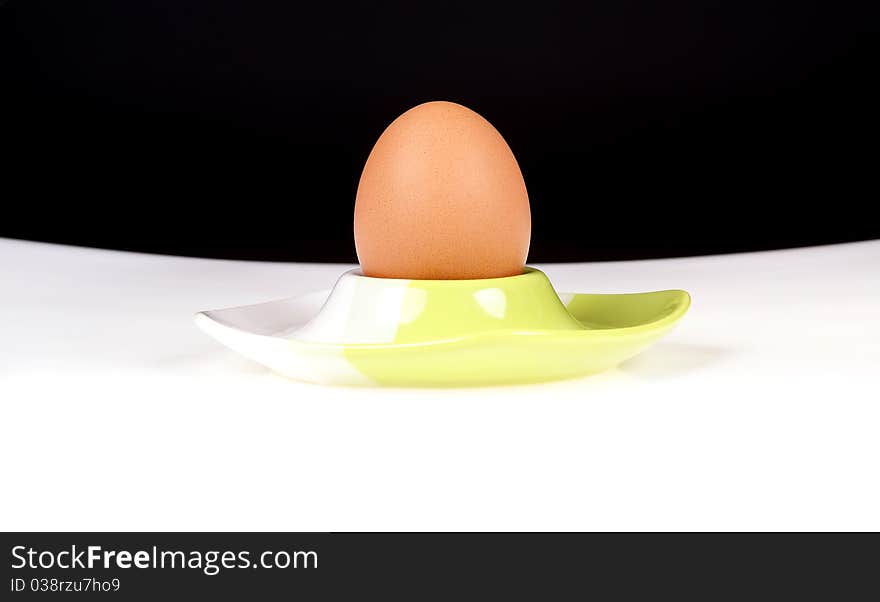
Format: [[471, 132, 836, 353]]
[[2, 1, 877, 262]]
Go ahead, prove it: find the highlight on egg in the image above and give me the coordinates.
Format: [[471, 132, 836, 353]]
[[353, 101, 531, 280]]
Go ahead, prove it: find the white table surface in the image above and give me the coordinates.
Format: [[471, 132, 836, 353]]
[[1, 237, 878, 531]]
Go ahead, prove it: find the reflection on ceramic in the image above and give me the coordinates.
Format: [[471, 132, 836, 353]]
[[195, 268, 690, 387]]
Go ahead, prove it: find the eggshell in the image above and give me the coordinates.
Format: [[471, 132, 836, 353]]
[[354, 101, 531, 280]]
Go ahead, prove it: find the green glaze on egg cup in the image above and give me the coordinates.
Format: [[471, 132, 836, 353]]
[[196, 268, 690, 387]]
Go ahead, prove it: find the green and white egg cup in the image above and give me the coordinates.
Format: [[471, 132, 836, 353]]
[[195, 268, 690, 387]]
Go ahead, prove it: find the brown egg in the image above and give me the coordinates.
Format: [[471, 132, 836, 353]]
[[354, 101, 531, 280]]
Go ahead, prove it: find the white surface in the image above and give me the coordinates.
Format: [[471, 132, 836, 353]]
[[1, 237, 878, 531]]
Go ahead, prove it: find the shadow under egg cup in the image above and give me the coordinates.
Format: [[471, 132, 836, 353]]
[[195, 268, 690, 387]]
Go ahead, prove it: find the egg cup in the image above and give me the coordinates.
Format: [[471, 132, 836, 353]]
[[195, 268, 690, 387]]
